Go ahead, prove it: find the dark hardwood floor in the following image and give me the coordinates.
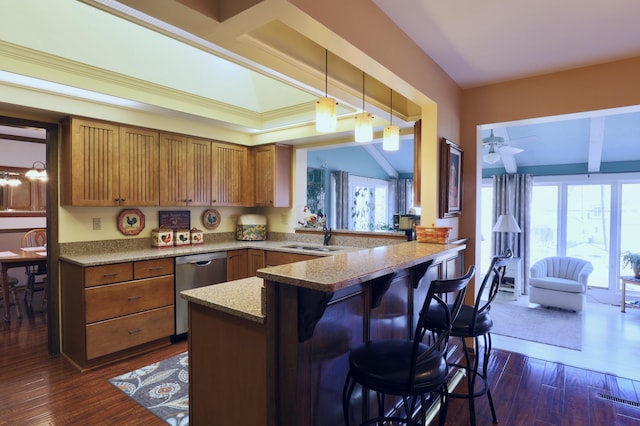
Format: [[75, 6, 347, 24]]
[[2, 298, 640, 425]]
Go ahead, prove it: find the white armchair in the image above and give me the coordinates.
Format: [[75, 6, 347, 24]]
[[529, 256, 594, 312]]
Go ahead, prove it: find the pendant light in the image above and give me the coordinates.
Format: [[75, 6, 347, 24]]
[[316, 50, 337, 133], [25, 161, 48, 180], [354, 72, 373, 142], [382, 89, 399, 151]]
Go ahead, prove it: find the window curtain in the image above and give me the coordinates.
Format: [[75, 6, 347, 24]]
[[492, 173, 533, 293], [331, 171, 349, 229]]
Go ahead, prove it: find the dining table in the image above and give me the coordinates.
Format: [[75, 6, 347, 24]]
[[0, 247, 47, 322]]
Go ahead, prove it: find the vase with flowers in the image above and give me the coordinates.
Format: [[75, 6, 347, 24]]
[[622, 251, 640, 278]]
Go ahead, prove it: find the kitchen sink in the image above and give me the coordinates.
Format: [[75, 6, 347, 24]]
[[282, 244, 342, 252]]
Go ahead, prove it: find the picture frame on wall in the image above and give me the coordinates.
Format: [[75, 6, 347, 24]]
[[440, 138, 463, 218]]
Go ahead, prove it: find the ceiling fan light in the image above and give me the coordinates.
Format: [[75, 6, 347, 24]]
[[316, 97, 337, 133], [382, 124, 399, 151], [484, 150, 501, 164], [354, 112, 373, 142]]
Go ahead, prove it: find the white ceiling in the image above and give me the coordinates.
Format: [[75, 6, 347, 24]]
[[373, 0, 640, 89]]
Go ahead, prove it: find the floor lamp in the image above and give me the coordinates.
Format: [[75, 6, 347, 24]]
[[492, 214, 521, 255]]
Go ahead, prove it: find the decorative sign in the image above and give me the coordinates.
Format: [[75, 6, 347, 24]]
[[202, 209, 221, 230], [117, 209, 145, 236], [159, 210, 191, 230]]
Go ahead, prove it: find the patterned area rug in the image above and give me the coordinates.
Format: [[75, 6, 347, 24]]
[[489, 303, 583, 350], [109, 351, 189, 425]]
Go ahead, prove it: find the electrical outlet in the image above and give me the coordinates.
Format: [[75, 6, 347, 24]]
[[281, 214, 288, 225], [92, 217, 101, 230]]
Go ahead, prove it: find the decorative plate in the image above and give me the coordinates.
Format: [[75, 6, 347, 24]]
[[202, 209, 221, 230], [117, 209, 145, 236]]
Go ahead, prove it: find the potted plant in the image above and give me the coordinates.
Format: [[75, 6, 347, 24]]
[[622, 251, 640, 278]]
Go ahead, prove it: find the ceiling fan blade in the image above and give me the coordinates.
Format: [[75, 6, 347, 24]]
[[500, 150, 518, 173], [499, 145, 523, 155]]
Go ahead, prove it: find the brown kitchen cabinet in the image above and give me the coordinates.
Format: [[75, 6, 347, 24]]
[[0, 173, 46, 212], [247, 249, 266, 276], [265, 250, 318, 266], [212, 141, 250, 206], [60, 117, 159, 206], [159, 133, 211, 206], [61, 258, 175, 371], [227, 249, 248, 281], [253, 143, 292, 207]]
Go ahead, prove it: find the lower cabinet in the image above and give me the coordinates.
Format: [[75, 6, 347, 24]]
[[61, 258, 175, 371], [227, 249, 248, 281]]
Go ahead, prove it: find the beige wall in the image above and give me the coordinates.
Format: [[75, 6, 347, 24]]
[[460, 56, 640, 274]]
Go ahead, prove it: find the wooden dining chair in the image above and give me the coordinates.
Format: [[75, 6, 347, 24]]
[[21, 228, 47, 310]]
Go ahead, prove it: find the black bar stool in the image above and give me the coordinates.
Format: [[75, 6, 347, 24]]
[[425, 249, 512, 425], [342, 266, 475, 425]]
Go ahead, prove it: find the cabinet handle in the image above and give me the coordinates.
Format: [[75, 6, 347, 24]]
[[102, 273, 119, 278], [128, 295, 142, 301], [148, 267, 163, 271], [128, 328, 142, 335], [121, 198, 126, 202]]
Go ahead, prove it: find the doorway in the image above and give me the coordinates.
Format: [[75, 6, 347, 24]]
[[0, 115, 59, 354]]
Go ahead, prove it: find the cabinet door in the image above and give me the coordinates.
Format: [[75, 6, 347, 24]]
[[254, 144, 291, 207], [247, 249, 266, 276], [212, 142, 249, 206], [119, 126, 159, 206], [253, 145, 273, 207], [61, 117, 119, 206], [227, 249, 248, 281], [187, 137, 211, 206], [159, 133, 190, 206]]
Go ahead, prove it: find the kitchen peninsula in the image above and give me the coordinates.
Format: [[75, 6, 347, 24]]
[[181, 240, 466, 426]]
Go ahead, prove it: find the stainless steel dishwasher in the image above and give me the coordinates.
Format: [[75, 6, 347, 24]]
[[174, 252, 227, 338]]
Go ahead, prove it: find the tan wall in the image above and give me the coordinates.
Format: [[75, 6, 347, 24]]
[[460, 56, 640, 273]]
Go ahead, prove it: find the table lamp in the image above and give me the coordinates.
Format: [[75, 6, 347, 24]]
[[492, 214, 521, 252]]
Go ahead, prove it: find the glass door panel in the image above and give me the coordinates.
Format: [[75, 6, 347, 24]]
[[620, 183, 640, 277], [566, 184, 611, 288]]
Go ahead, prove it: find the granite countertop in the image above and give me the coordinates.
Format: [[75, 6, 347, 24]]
[[257, 241, 465, 292], [180, 276, 266, 324], [183, 241, 464, 322], [59, 240, 358, 266]]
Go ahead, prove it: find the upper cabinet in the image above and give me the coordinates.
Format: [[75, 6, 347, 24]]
[[211, 142, 250, 206], [253, 144, 292, 208], [159, 134, 211, 207], [61, 117, 159, 207]]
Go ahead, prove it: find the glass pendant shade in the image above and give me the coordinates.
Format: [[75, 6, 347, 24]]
[[354, 112, 373, 142], [382, 124, 400, 151], [483, 147, 501, 164], [316, 96, 337, 133]]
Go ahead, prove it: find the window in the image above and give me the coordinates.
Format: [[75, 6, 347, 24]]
[[483, 173, 640, 295], [349, 175, 390, 231]]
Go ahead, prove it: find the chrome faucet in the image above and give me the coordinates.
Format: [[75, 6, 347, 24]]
[[323, 225, 332, 246]]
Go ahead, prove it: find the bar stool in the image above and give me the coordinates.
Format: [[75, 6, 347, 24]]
[[1, 275, 23, 319], [342, 266, 475, 425], [425, 249, 512, 425]]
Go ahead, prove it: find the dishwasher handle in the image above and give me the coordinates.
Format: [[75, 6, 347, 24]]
[[189, 260, 212, 266]]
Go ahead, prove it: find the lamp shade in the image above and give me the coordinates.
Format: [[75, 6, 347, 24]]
[[492, 214, 521, 233], [354, 112, 373, 142], [483, 149, 501, 164], [382, 124, 399, 151], [316, 97, 337, 132]]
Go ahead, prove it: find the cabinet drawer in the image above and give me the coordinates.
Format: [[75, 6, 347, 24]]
[[134, 258, 174, 279], [266, 251, 318, 266], [85, 275, 174, 323], [85, 263, 133, 287], [86, 306, 174, 360]]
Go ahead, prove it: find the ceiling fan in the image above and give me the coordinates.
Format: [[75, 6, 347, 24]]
[[482, 129, 525, 173]]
